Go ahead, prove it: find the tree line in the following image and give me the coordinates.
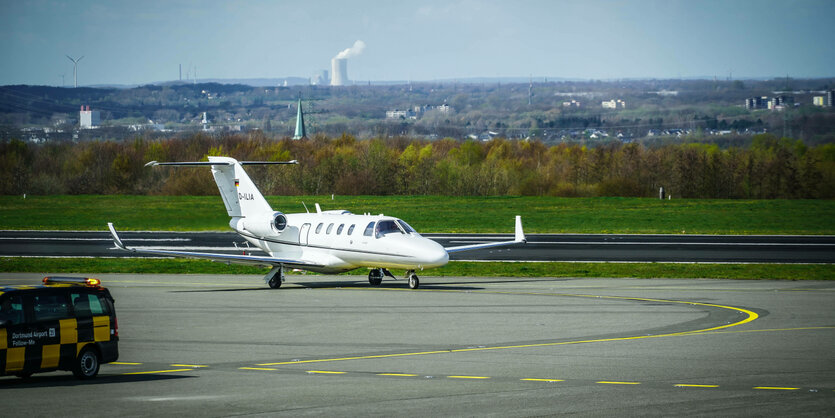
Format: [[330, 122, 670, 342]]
[[2, 132, 833, 199]]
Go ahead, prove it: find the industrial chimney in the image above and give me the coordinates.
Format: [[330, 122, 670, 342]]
[[331, 58, 348, 86]]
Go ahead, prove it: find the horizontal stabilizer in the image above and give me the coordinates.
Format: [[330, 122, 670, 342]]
[[145, 160, 297, 167]]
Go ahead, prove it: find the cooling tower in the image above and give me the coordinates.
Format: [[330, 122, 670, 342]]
[[331, 58, 348, 86]]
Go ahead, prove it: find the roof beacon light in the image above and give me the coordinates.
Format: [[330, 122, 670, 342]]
[[43, 276, 101, 287]]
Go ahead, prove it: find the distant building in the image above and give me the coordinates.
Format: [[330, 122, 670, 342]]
[[79, 105, 100, 128], [129, 120, 166, 132], [745, 96, 769, 110], [311, 70, 329, 85], [828, 90, 835, 107], [601, 99, 625, 109], [768, 95, 793, 110], [562, 100, 581, 108], [476, 131, 499, 142], [387, 104, 451, 120], [386, 109, 414, 119], [813, 96, 826, 106]]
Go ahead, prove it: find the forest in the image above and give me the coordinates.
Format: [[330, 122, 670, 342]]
[[1, 132, 833, 199]]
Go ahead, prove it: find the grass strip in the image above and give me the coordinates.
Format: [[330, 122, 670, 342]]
[[1, 258, 831, 280], [2, 195, 834, 235]]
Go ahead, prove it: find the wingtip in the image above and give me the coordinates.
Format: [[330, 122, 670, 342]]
[[107, 222, 128, 250], [515, 215, 526, 243]]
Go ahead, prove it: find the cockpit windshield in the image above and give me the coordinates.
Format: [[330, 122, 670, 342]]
[[374, 219, 418, 238], [396, 219, 416, 234], [375, 220, 402, 237]]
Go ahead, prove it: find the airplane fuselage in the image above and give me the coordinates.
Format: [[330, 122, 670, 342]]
[[231, 211, 449, 274]]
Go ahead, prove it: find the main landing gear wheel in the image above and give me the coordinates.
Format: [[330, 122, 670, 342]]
[[407, 272, 419, 289], [266, 265, 284, 289], [368, 268, 384, 286]]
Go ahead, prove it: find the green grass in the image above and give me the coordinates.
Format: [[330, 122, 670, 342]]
[[2, 195, 834, 234], [1, 258, 831, 280]]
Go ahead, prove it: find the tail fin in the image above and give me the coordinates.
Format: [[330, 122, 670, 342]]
[[145, 157, 297, 218]]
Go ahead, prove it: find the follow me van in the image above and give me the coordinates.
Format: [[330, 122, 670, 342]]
[[0, 277, 119, 379]]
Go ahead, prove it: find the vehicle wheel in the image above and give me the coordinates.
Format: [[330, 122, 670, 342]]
[[73, 346, 100, 379], [408, 273, 419, 289], [368, 269, 383, 286], [268, 277, 282, 289]]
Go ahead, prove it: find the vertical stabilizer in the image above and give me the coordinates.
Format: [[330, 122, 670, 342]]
[[208, 156, 273, 218]]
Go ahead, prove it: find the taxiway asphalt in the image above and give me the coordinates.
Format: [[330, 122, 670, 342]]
[[2, 230, 834, 263], [1, 273, 833, 416]]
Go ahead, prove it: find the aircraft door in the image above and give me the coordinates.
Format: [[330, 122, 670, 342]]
[[299, 223, 310, 246]]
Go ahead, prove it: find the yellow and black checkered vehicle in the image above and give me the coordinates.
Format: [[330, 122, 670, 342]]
[[0, 277, 119, 379]]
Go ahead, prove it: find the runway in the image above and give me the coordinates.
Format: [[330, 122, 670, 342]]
[[2, 230, 834, 263], [1, 273, 833, 415]]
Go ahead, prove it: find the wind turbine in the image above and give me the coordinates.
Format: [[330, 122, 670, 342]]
[[66, 55, 84, 88]]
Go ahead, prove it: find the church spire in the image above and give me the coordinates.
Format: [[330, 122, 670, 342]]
[[293, 96, 306, 140]]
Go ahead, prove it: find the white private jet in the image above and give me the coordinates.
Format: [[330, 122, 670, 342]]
[[108, 156, 525, 289]]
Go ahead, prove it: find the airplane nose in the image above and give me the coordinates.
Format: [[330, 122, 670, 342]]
[[421, 241, 449, 267]]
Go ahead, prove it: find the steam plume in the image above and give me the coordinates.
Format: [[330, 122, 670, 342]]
[[334, 40, 366, 59]]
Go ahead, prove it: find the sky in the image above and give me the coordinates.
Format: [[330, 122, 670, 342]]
[[1, 0, 833, 86]]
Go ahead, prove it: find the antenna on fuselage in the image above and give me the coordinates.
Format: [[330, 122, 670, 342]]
[[301, 202, 309, 213], [315, 203, 322, 213]]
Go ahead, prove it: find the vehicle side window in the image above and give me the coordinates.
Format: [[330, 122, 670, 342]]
[[315, 223, 323, 234], [33, 293, 69, 321], [326, 223, 334, 234], [336, 224, 344, 235], [363, 222, 375, 237], [0, 294, 24, 326], [71, 292, 106, 317], [347, 224, 355, 235]]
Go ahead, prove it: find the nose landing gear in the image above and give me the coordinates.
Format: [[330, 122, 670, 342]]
[[406, 270, 419, 289]]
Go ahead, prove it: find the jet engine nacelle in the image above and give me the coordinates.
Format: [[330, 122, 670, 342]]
[[232, 212, 288, 237]]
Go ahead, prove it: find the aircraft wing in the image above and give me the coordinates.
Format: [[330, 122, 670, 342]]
[[444, 216, 527, 254], [107, 223, 325, 270]]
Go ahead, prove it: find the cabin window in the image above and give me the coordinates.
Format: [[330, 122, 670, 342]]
[[315, 223, 323, 234], [363, 222, 375, 237], [326, 223, 334, 234], [347, 224, 355, 235], [336, 224, 344, 235], [375, 220, 402, 238]]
